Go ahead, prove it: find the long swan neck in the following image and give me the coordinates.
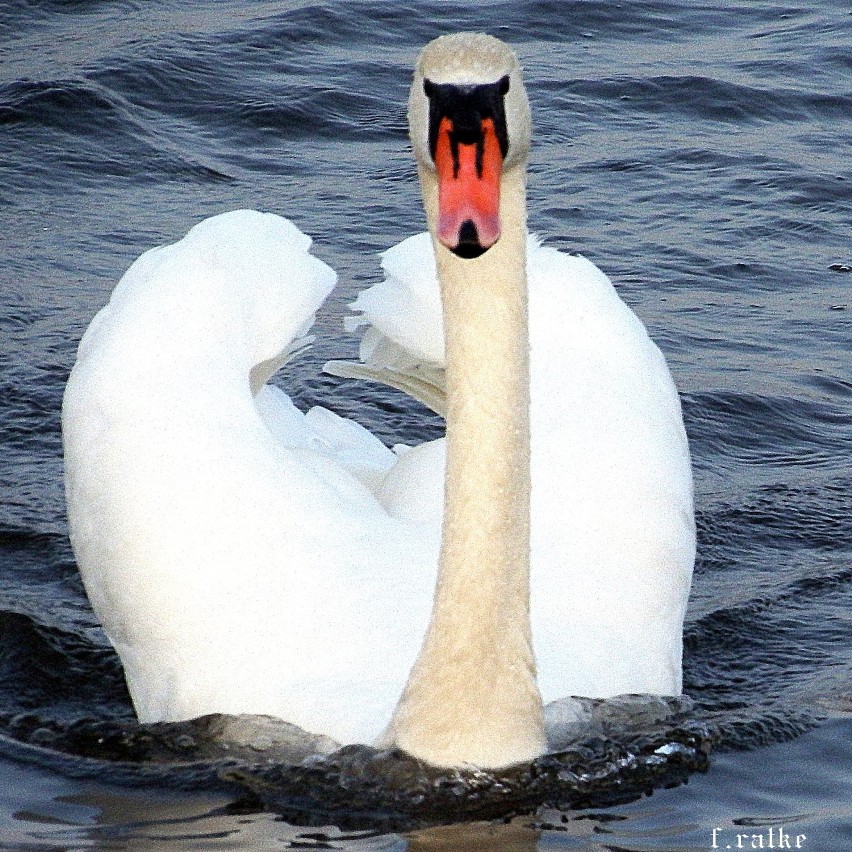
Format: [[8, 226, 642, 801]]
[[385, 165, 545, 768]]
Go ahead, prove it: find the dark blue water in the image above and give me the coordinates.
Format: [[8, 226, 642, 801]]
[[1, 0, 850, 848]]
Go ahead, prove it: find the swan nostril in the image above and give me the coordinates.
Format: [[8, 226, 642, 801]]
[[452, 220, 489, 259]]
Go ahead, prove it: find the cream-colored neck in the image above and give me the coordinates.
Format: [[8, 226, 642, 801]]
[[383, 165, 545, 768]]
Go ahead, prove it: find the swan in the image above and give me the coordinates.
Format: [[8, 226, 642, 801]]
[[62, 33, 694, 769]]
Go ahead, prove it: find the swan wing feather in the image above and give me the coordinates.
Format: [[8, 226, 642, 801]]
[[63, 211, 439, 747]]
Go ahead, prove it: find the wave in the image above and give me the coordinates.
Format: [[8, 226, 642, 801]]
[[684, 391, 852, 469], [0, 695, 710, 831], [550, 73, 852, 125], [0, 77, 233, 187]]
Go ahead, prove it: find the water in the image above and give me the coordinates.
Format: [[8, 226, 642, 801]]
[[1, 0, 850, 848]]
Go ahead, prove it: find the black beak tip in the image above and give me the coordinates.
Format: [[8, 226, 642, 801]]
[[451, 220, 489, 259]]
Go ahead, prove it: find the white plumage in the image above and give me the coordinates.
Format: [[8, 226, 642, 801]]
[[63, 209, 694, 746], [342, 231, 696, 702], [63, 211, 440, 746]]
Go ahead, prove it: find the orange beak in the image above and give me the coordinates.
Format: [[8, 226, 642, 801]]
[[434, 116, 504, 257]]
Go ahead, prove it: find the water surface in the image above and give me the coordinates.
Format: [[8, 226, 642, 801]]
[[1, 1, 850, 848]]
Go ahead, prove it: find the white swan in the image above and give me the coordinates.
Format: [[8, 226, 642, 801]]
[[62, 33, 694, 769]]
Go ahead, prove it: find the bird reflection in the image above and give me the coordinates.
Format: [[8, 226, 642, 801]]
[[406, 818, 540, 852]]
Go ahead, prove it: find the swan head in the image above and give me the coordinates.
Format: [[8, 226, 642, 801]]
[[409, 33, 530, 258]]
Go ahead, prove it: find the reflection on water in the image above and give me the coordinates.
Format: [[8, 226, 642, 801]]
[[407, 819, 539, 852], [4, 720, 852, 849], [0, 696, 705, 830]]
